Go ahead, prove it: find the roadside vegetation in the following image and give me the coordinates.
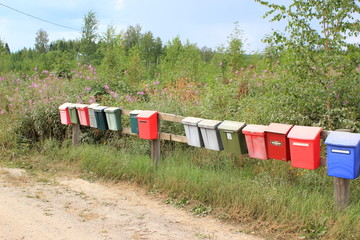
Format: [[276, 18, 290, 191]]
[[0, 1, 359, 239]]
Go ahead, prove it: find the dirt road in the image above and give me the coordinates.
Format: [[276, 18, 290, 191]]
[[0, 167, 262, 240]]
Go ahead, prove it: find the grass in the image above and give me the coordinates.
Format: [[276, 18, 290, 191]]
[[2, 139, 357, 240]]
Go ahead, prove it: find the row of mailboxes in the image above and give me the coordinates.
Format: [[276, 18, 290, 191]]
[[182, 120, 324, 170], [59, 103, 158, 140], [60, 104, 359, 178]]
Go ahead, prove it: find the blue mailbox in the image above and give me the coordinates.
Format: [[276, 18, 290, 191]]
[[325, 132, 360, 179]]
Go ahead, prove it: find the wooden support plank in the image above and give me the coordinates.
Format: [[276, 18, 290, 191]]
[[121, 127, 138, 136], [159, 133, 171, 141], [171, 134, 188, 143], [334, 177, 350, 210], [72, 124, 80, 147], [158, 112, 185, 123], [321, 130, 331, 140], [121, 109, 132, 116]]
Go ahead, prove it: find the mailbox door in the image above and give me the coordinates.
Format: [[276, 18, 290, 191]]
[[327, 146, 357, 179], [106, 112, 122, 131], [290, 139, 320, 169], [220, 131, 242, 154], [185, 125, 204, 147], [200, 128, 223, 151], [245, 134, 268, 160], [266, 132, 290, 161], [78, 108, 90, 126], [95, 111, 108, 130], [138, 118, 158, 139], [69, 108, 79, 124], [60, 109, 71, 125], [130, 113, 139, 134], [89, 109, 97, 128]]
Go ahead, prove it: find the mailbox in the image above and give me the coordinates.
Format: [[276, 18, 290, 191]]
[[87, 103, 100, 128], [59, 103, 72, 125], [265, 123, 293, 161], [242, 124, 268, 160], [198, 119, 223, 151], [93, 106, 108, 130], [104, 107, 122, 131], [68, 104, 81, 124], [76, 104, 90, 126], [130, 110, 141, 134], [181, 117, 204, 148], [288, 126, 322, 170], [325, 132, 360, 179], [137, 111, 158, 139], [218, 120, 247, 154]]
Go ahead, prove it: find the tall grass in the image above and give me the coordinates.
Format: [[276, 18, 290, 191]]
[[35, 142, 359, 240]]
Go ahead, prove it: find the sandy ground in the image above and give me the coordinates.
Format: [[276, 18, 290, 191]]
[[0, 167, 263, 240]]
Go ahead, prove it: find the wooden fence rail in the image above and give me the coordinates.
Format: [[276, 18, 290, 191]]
[[71, 109, 354, 210]]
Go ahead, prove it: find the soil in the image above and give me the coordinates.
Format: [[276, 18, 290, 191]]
[[0, 167, 263, 240]]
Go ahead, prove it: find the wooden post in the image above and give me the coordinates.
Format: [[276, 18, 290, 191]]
[[151, 139, 161, 166], [334, 177, 350, 210], [151, 116, 161, 166], [333, 129, 352, 210], [72, 124, 80, 147]]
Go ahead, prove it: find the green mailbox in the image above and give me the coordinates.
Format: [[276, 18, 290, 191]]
[[93, 106, 108, 130], [218, 120, 248, 154], [68, 104, 80, 124], [104, 107, 122, 131], [130, 110, 141, 134]]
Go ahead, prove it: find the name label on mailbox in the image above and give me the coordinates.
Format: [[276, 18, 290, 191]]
[[226, 133, 232, 140], [331, 149, 350, 155], [270, 140, 282, 146], [293, 142, 309, 147]]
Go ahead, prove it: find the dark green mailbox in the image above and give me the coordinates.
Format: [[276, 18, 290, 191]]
[[130, 110, 141, 134], [93, 106, 108, 130], [218, 120, 248, 154]]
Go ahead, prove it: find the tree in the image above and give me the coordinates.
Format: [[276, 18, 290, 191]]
[[35, 29, 49, 53], [256, 0, 360, 130], [80, 10, 99, 64], [226, 22, 246, 69], [124, 25, 142, 53]]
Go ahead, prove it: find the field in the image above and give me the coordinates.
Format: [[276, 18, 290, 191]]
[[0, 61, 359, 239]]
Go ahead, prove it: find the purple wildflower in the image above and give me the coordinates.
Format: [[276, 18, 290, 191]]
[[104, 85, 110, 90]]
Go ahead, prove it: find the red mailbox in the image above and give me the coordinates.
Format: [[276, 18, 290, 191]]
[[76, 104, 90, 126], [242, 124, 268, 160], [265, 123, 293, 161], [59, 103, 72, 125], [137, 111, 158, 140], [288, 126, 322, 170]]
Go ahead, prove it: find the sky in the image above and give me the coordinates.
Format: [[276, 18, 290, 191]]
[[0, 0, 289, 53]]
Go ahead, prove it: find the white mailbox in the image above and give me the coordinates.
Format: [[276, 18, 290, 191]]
[[181, 117, 204, 147], [87, 103, 100, 128], [198, 119, 223, 151]]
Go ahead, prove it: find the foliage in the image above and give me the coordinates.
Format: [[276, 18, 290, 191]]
[[35, 29, 49, 53], [256, 0, 360, 130], [80, 10, 100, 64]]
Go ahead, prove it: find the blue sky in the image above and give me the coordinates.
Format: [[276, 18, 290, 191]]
[[0, 0, 288, 53]]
